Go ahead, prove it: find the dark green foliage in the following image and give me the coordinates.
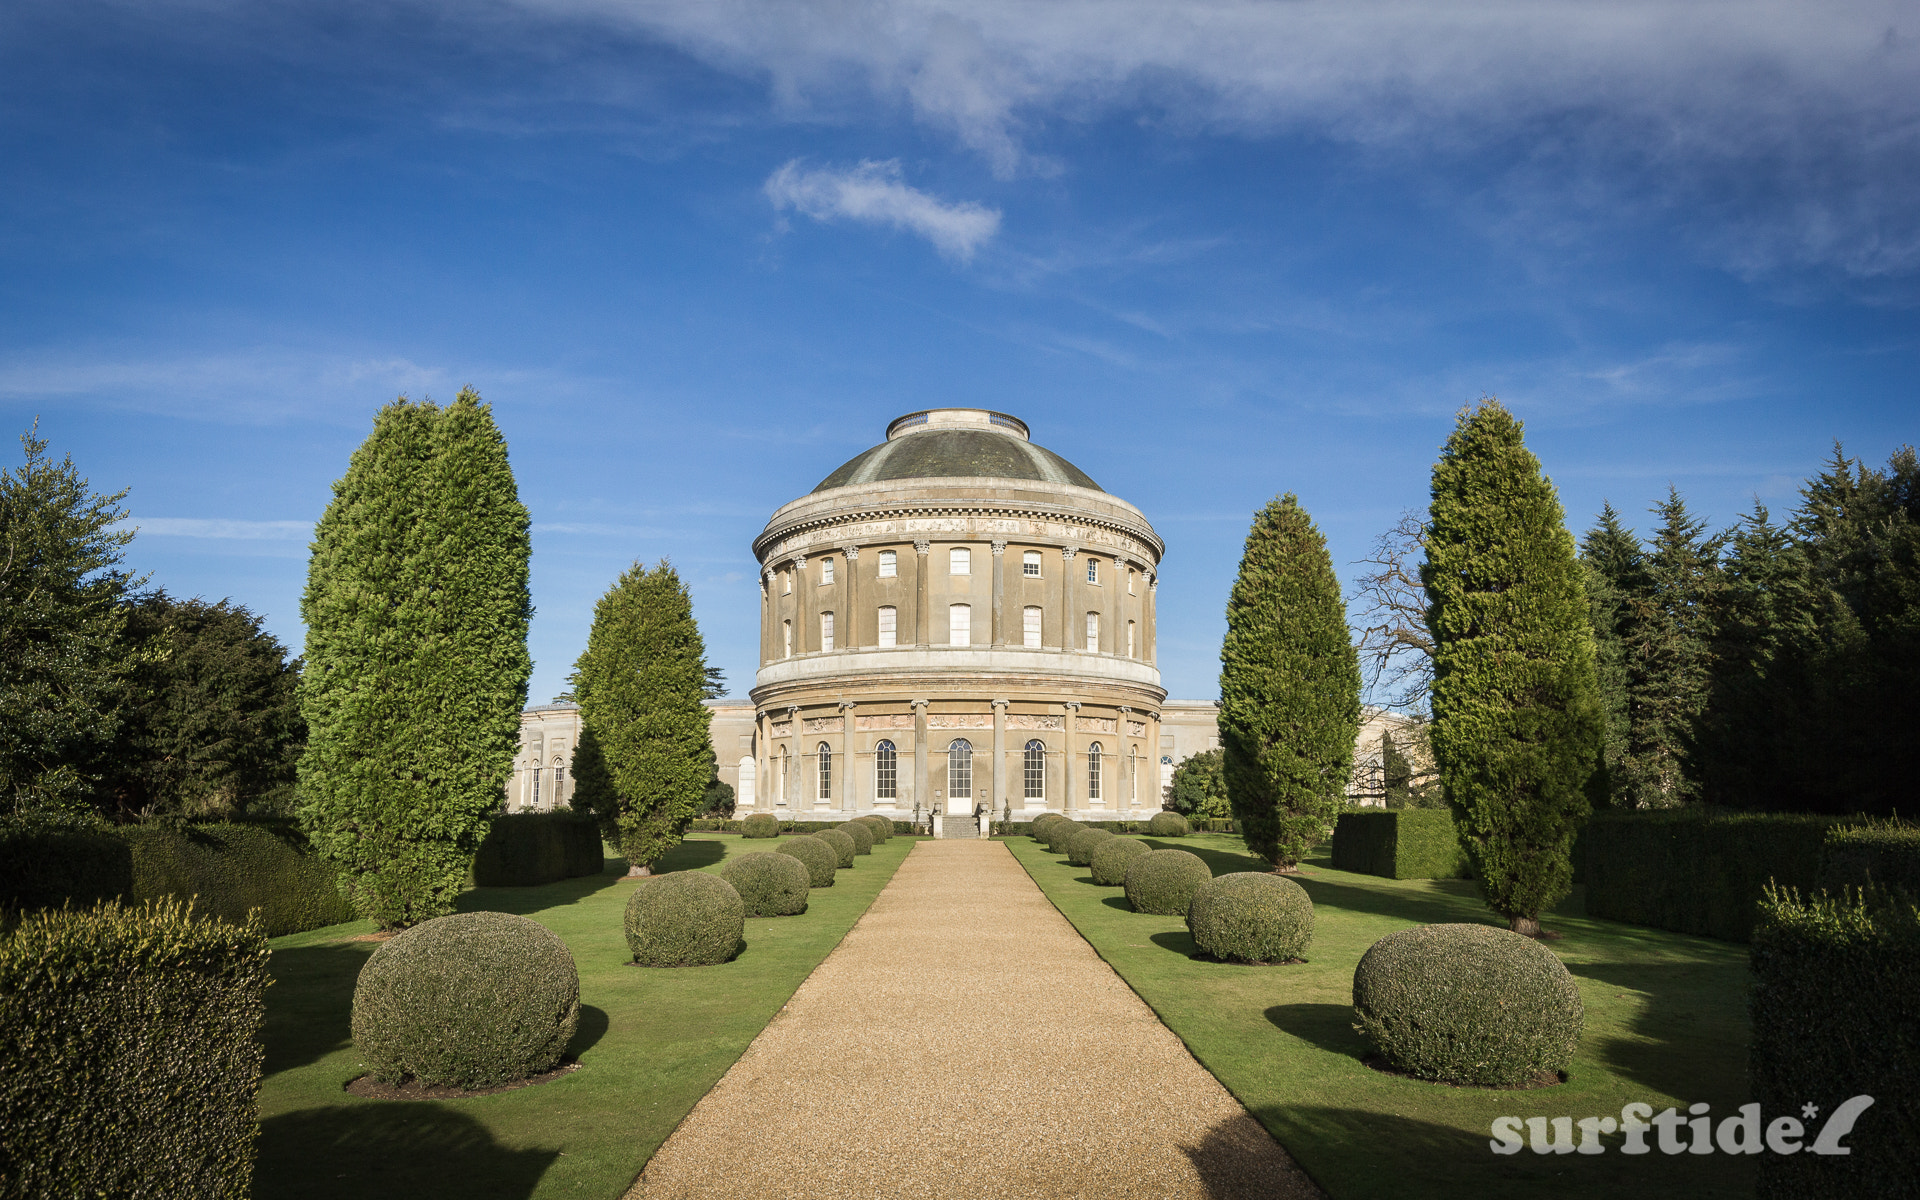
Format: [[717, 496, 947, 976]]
[[1186, 872, 1314, 963], [836, 820, 873, 855], [1580, 502, 1641, 807], [472, 813, 605, 887], [0, 426, 137, 821], [698, 769, 735, 818], [1065, 826, 1114, 866], [351, 911, 579, 1088], [1089, 837, 1151, 886], [1030, 812, 1063, 842], [299, 392, 532, 928], [0, 818, 132, 913], [1750, 886, 1918, 1199], [569, 561, 714, 874], [740, 813, 780, 839], [815, 827, 856, 867], [103, 593, 304, 821], [1123, 849, 1213, 916], [1581, 809, 1841, 941], [1818, 820, 1920, 893], [0, 898, 269, 1199], [1423, 401, 1603, 933], [1043, 819, 1083, 853], [623, 872, 743, 967], [1219, 494, 1362, 868], [775, 836, 837, 887], [856, 814, 891, 842], [1351, 923, 1583, 1086], [718, 852, 810, 917], [1147, 811, 1190, 837], [1166, 749, 1230, 819], [1329, 810, 1471, 880], [1381, 732, 1414, 808]]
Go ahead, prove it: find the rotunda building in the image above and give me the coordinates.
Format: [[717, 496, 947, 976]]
[[743, 408, 1165, 825]]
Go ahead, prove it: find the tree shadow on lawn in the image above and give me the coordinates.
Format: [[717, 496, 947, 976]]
[[264, 941, 375, 1078], [255, 1104, 558, 1200], [457, 861, 629, 917], [1564, 959, 1751, 1102], [652, 838, 727, 873], [1264, 1002, 1371, 1058]]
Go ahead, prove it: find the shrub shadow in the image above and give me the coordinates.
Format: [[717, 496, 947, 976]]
[[1142, 839, 1270, 876], [1100, 895, 1135, 911], [1150, 929, 1201, 956], [1264, 1002, 1370, 1057], [565, 1004, 610, 1059], [255, 1104, 557, 1200], [458, 866, 626, 916], [264, 941, 374, 1077], [652, 839, 727, 873]]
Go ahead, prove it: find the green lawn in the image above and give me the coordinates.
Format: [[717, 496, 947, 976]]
[[1005, 832, 1757, 1200], [255, 833, 916, 1200]]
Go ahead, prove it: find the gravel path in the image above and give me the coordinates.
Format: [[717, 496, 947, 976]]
[[627, 839, 1322, 1200]]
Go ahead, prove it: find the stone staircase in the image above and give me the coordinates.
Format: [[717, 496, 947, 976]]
[[935, 812, 984, 839]]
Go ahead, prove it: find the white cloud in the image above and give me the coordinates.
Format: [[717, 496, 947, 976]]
[[0, 350, 448, 424], [765, 159, 1001, 261], [115, 518, 312, 539]]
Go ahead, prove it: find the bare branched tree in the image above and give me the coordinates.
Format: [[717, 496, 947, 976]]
[[1350, 508, 1434, 712]]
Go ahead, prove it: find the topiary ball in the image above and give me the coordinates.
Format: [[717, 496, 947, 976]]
[[1089, 837, 1151, 886], [1044, 820, 1084, 854], [351, 911, 579, 1089], [719, 852, 811, 917], [625, 871, 745, 966], [1352, 923, 1584, 1087], [857, 814, 892, 842], [1065, 826, 1116, 867], [776, 836, 837, 888], [836, 820, 874, 855], [1147, 811, 1192, 837], [740, 813, 780, 839], [1124, 849, 1213, 915], [815, 828, 857, 868], [1186, 872, 1313, 963], [1030, 813, 1063, 842]]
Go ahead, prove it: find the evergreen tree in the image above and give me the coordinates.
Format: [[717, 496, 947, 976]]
[[1578, 503, 1641, 805], [1382, 730, 1413, 807], [1423, 400, 1602, 936], [0, 425, 138, 823], [1218, 494, 1361, 869], [1167, 748, 1231, 819], [298, 390, 531, 928], [569, 561, 714, 875]]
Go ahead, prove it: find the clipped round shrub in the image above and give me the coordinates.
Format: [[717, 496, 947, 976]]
[[720, 852, 811, 917], [1044, 820, 1084, 854], [1186, 872, 1313, 963], [1089, 837, 1152, 886], [1352, 923, 1584, 1086], [1030, 813, 1063, 842], [836, 820, 874, 855], [1065, 826, 1116, 867], [857, 814, 892, 842], [740, 813, 780, 839], [775, 836, 837, 888], [352, 911, 579, 1089], [624, 870, 745, 966], [815, 828, 857, 868], [1124, 849, 1213, 915], [1147, 811, 1192, 837]]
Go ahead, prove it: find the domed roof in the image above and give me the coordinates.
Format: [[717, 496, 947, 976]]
[[813, 409, 1102, 494]]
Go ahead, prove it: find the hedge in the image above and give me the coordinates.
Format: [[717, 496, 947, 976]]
[[0, 898, 270, 1199], [1065, 827, 1115, 867], [1817, 821, 1920, 894], [1750, 886, 1918, 1199], [836, 821, 874, 856], [1186, 872, 1314, 963], [624, 872, 744, 967], [688, 816, 911, 836], [472, 812, 604, 887], [1146, 811, 1191, 837], [996, 818, 1147, 838], [0, 820, 132, 913], [1329, 810, 1471, 881], [1124, 849, 1213, 915], [775, 836, 837, 888], [719, 853, 810, 917], [815, 828, 856, 868], [1090, 837, 1152, 886]]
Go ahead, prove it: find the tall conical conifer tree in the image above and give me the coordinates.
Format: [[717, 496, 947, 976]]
[[1423, 400, 1602, 936], [570, 561, 713, 874], [298, 389, 531, 928], [1618, 488, 1724, 806], [1579, 503, 1641, 805], [1218, 494, 1361, 868]]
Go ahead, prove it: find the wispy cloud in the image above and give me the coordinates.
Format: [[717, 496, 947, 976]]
[[0, 350, 448, 424], [765, 159, 1000, 262], [116, 518, 311, 539]]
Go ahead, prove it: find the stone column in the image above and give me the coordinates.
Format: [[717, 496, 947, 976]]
[[911, 698, 930, 820], [913, 540, 931, 649], [760, 569, 772, 663], [841, 546, 860, 650], [991, 698, 1008, 818], [839, 701, 857, 813], [1149, 709, 1164, 808], [1106, 557, 1120, 656], [1062, 701, 1080, 814], [786, 706, 802, 810], [791, 555, 810, 655], [990, 540, 1007, 647], [1060, 546, 1078, 651], [1146, 572, 1158, 664], [755, 710, 771, 812], [1117, 706, 1133, 816]]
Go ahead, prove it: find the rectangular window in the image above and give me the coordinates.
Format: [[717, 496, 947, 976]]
[[950, 603, 971, 646], [1128, 569, 1136, 595], [878, 549, 897, 578], [1085, 612, 1099, 651], [1023, 605, 1042, 649], [783, 620, 793, 657], [531, 767, 541, 806], [878, 605, 897, 647], [1087, 743, 1102, 801], [1023, 550, 1042, 577], [820, 611, 835, 652], [783, 571, 792, 594], [1127, 620, 1136, 658], [1086, 558, 1100, 585], [555, 764, 565, 792], [950, 547, 971, 575], [821, 558, 834, 584]]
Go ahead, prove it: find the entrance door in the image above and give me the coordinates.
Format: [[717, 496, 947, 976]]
[[947, 739, 973, 815]]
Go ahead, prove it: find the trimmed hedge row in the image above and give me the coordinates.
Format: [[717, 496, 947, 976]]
[[625, 872, 744, 966], [0, 898, 271, 1199], [690, 816, 911, 836], [775, 836, 838, 887], [1751, 886, 1918, 1199], [1329, 810, 1471, 881], [995, 818, 1151, 837], [1187, 872, 1312, 963], [1124, 849, 1212, 915], [721, 853, 810, 916], [1817, 821, 1920, 894], [472, 812, 604, 887]]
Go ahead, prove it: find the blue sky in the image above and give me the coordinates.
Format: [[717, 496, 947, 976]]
[[4, 0, 1916, 703]]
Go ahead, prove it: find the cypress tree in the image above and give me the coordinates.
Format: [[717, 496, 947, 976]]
[[298, 389, 531, 928], [1218, 494, 1361, 869], [1578, 504, 1641, 806], [1423, 400, 1602, 936], [570, 561, 714, 875]]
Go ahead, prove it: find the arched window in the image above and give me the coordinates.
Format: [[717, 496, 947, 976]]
[[949, 547, 971, 575], [878, 605, 897, 647], [818, 742, 832, 802], [878, 549, 897, 578], [1023, 605, 1042, 648], [1087, 742, 1103, 801], [1023, 549, 1042, 577], [875, 739, 898, 800], [1085, 612, 1099, 651], [949, 603, 971, 646], [553, 756, 565, 799], [783, 619, 793, 658], [821, 557, 834, 584], [948, 738, 973, 800], [1024, 739, 1046, 800], [820, 611, 835, 652]]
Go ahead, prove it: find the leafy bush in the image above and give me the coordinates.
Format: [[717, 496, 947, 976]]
[[1147, 811, 1191, 837], [719, 852, 810, 917], [836, 820, 874, 855], [1330, 811, 1471, 881], [1030, 812, 1063, 842], [1124, 849, 1213, 915], [472, 812, 604, 887], [1751, 885, 1917, 1200], [740, 813, 780, 839], [776, 836, 837, 888], [351, 911, 580, 1089], [856, 814, 891, 843], [1186, 872, 1314, 963], [1351, 923, 1583, 1086], [1065, 826, 1115, 867], [0, 898, 270, 1200], [815, 828, 856, 868], [623, 871, 743, 967], [1044, 820, 1084, 854], [1818, 820, 1920, 894], [1090, 838, 1151, 886], [1166, 748, 1230, 818]]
